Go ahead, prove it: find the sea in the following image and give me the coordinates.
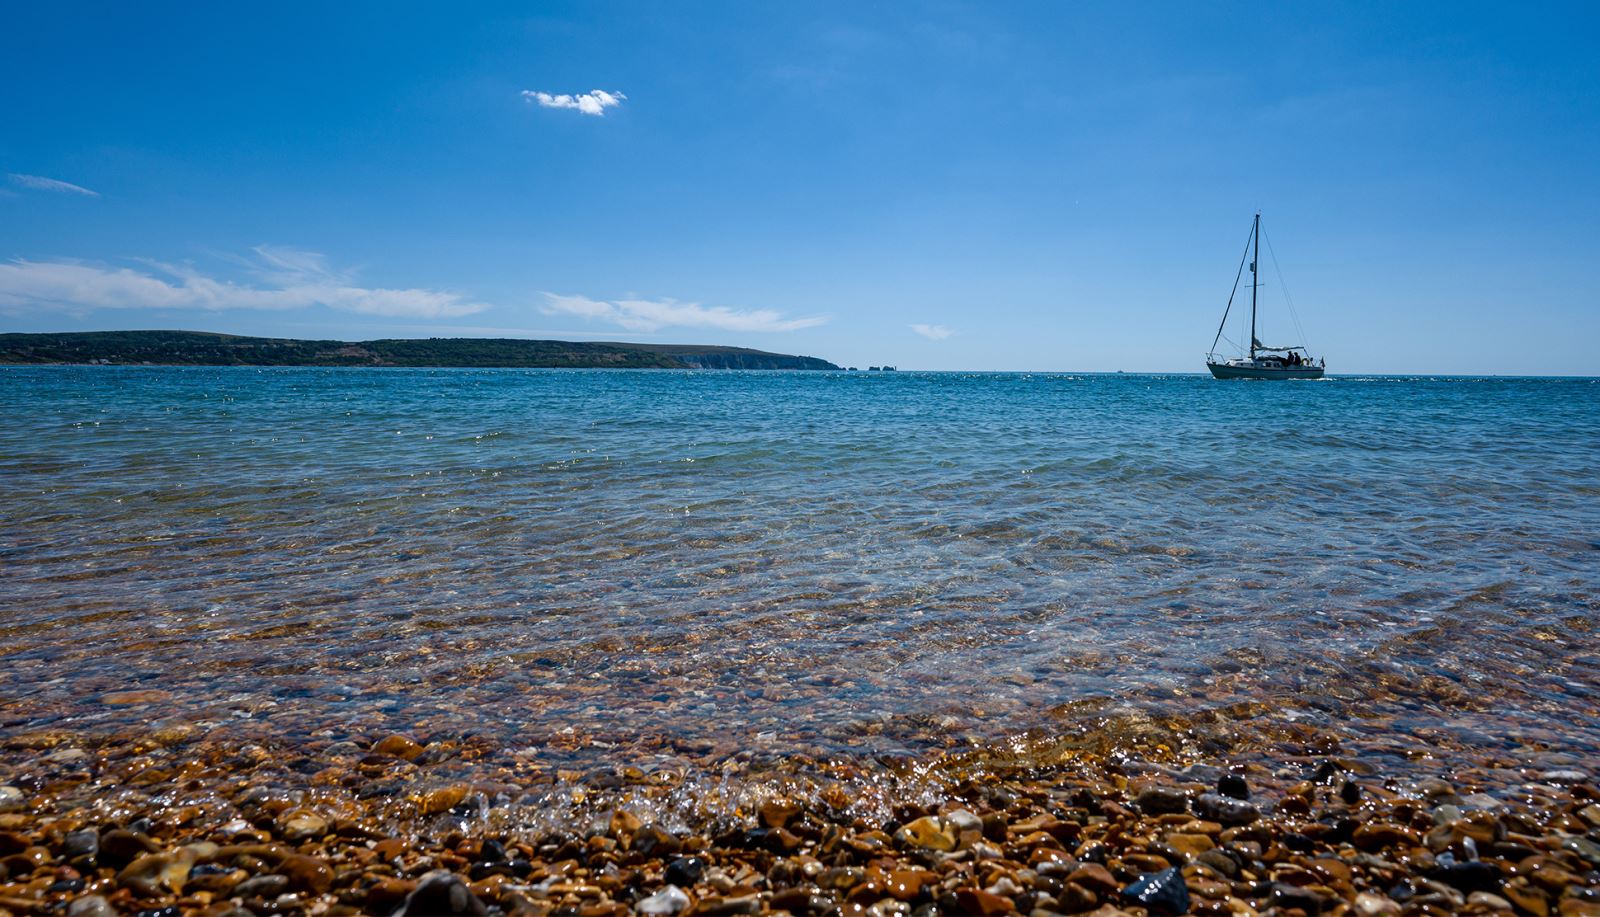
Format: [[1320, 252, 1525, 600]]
[[2, 367, 1597, 777]]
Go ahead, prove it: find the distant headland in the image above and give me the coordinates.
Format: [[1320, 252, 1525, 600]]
[[0, 330, 840, 370]]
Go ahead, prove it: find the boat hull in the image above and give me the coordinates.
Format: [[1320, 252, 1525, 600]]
[[1206, 361, 1324, 380]]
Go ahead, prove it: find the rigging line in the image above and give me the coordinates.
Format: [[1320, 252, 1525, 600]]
[[1211, 222, 1255, 356], [1263, 230, 1310, 349]]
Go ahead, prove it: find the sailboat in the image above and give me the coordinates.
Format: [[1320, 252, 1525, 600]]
[[1205, 213, 1325, 380]]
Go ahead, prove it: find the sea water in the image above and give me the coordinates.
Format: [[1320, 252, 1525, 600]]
[[2, 367, 1597, 770]]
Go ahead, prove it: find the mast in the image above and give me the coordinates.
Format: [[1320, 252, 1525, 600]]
[[1250, 212, 1259, 360]]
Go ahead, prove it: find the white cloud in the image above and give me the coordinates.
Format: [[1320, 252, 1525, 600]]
[[542, 293, 827, 333], [911, 323, 953, 340], [521, 89, 626, 116], [8, 173, 100, 197], [0, 248, 487, 319]]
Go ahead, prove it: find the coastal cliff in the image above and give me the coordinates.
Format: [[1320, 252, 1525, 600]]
[[0, 330, 840, 370]]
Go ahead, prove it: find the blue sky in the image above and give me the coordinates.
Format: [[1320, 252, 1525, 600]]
[[2, 2, 1596, 373]]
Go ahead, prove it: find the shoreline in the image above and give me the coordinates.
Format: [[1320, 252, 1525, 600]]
[[3, 719, 1598, 916]]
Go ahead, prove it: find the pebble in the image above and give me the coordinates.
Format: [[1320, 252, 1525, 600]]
[[1432, 858, 1503, 893], [664, 855, 707, 887], [419, 784, 470, 815], [373, 734, 424, 760], [1134, 787, 1190, 815], [0, 715, 1594, 917], [945, 808, 984, 848], [1069, 863, 1121, 895], [232, 874, 290, 898], [279, 852, 333, 893], [278, 809, 329, 841], [62, 828, 99, 860], [634, 823, 681, 856], [1541, 770, 1588, 784], [896, 815, 958, 852], [1272, 882, 1332, 913], [117, 848, 197, 896], [1564, 836, 1600, 866], [1504, 879, 1553, 915], [696, 893, 761, 915], [1353, 891, 1402, 915], [1196, 849, 1239, 878], [1121, 866, 1190, 915], [1217, 773, 1250, 800], [954, 887, 1014, 915], [1164, 831, 1214, 858], [1352, 822, 1419, 851], [394, 871, 487, 916], [98, 829, 160, 867], [1193, 792, 1260, 826], [66, 896, 116, 917], [758, 798, 800, 828], [637, 884, 691, 915]]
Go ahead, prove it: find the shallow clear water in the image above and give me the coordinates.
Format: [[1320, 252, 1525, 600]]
[[2, 367, 1597, 768]]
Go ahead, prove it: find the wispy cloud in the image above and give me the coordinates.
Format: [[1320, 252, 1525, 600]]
[[521, 90, 626, 116], [0, 247, 487, 319], [543, 293, 827, 333], [8, 173, 100, 197], [911, 323, 953, 340]]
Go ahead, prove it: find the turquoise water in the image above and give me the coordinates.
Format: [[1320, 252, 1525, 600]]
[[2, 367, 1597, 767]]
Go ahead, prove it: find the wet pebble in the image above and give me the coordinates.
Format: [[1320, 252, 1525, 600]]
[[637, 884, 691, 915], [233, 874, 290, 898], [665, 855, 706, 887], [1193, 792, 1259, 826], [1217, 773, 1250, 800], [394, 870, 487, 916], [62, 829, 99, 861], [66, 896, 116, 917], [1135, 786, 1190, 815], [278, 809, 328, 841], [954, 887, 1013, 916], [1542, 770, 1588, 784], [896, 815, 957, 852], [1122, 866, 1190, 915]]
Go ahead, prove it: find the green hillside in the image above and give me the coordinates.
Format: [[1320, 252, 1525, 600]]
[[0, 331, 839, 370]]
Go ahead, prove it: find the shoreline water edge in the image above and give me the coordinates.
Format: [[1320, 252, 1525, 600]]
[[3, 368, 1598, 915]]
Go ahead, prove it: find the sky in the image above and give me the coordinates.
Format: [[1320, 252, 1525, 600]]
[[2, 2, 1597, 374]]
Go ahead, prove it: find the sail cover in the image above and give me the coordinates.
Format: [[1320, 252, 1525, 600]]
[[1252, 337, 1302, 351]]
